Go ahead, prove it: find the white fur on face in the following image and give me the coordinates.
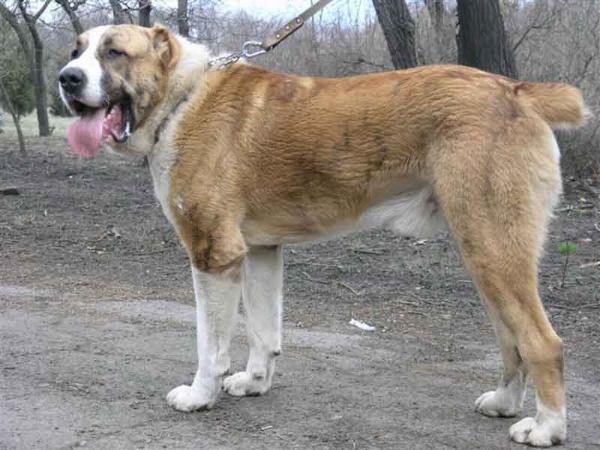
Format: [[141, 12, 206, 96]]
[[60, 26, 109, 108]]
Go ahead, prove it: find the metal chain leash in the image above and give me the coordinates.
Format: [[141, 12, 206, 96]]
[[208, 0, 337, 70], [207, 41, 267, 70]]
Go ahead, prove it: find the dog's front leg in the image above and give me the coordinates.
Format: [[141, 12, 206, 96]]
[[167, 266, 241, 411], [223, 245, 283, 397]]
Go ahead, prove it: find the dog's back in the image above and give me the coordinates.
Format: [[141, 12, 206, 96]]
[[169, 64, 584, 247]]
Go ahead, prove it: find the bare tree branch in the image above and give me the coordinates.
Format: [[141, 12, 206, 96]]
[[138, 0, 152, 27], [0, 75, 27, 155], [0, 2, 33, 64], [109, 0, 132, 24], [55, 0, 85, 35], [33, 0, 53, 22], [424, 0, 444, 32], [17, 0, 51, 136], [512, 5, 561, 53], [178, 0, 189, 37]]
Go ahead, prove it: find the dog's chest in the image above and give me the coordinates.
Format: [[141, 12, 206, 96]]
[[149, 142, 178, 226], [147, 101, 191, 227]]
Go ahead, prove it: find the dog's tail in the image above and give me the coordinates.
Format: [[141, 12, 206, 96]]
[[516, 82, 589, 129]]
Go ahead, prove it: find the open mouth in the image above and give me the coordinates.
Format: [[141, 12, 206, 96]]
[[67, 98, 135, 157]]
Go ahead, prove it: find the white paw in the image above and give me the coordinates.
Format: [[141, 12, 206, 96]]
[[510, 416, 566, 447], [166, 385, 216, 412], [223, 371, 271, 397], [475, 390, 520, 417]]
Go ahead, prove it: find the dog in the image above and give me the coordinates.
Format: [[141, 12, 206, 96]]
[[59, 24, 586, 447]]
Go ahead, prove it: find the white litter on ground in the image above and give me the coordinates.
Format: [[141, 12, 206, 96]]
[[349, 318, 376, 331]]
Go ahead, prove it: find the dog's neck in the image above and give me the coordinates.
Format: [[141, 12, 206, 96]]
[[168, 36, 212, 101], [131, 35, 212, 154], [144, 36, 214, 220], [152, 37, 212, 145]]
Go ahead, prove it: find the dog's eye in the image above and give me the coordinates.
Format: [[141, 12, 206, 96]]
[[108, 48, 126, 58], [70, 49, 79, 60]]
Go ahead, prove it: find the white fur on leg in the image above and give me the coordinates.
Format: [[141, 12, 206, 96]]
[[509, 397, 566, 447], [223, 371, 272, 397], [223, 246, 283, 397], [167, 267, 241, 412], [166, 383, 218, 412], [475, 370, 527, 417]]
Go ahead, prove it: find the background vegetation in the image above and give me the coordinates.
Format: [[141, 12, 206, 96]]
[[0, 0, 598, 177]]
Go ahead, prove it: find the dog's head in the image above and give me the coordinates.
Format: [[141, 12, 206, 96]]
[[59, 24, 180, 157]]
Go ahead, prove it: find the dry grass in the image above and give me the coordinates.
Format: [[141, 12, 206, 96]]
[[0, 110, 72, 139]]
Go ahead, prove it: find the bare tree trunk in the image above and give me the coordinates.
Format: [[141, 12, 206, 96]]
[[9, 110, 26, 156], [425, 0, 445, 32], [372, 0, 418, 69], [56, 0, 85, 35], [0, 3, 32, 63], [0, 80, 26, 156], [177, 0, 189, 37], [138, 0, 152, 27], [456, 0, 518, 78], [137, 0, 152, 169], [18, 0, 51, 136], [0, 2, 51, 137], [109, 0, 131, 25]]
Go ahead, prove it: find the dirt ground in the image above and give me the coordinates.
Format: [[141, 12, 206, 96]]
[[1, 136, 599, 450]]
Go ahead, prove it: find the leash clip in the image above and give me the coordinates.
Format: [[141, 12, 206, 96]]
[[242, 41, 267, 59]]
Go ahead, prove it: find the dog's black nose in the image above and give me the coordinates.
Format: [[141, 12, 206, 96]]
[[59, 67, 86, 94]]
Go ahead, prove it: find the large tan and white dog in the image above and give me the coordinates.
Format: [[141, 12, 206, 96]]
[[59, 24, 587, 446]]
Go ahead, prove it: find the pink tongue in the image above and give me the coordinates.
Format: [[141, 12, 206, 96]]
[[67, 108, 106, 157]]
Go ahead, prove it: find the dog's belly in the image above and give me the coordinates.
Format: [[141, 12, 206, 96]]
[[242, 187, 447, 246], [359, 186, 447, 237]]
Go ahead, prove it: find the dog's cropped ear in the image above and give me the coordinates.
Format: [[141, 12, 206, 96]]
[[150, 24, 180, 71]]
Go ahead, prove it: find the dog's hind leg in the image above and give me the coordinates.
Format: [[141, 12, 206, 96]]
[[224, 245, 283, 397], [166, 266, 241, 411], [475, 305, 528, 417], [462, 241, 566, 447], [431, 128, 565, 446]]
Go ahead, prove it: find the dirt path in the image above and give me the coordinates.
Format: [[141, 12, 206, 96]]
[[1, 137, 599, 449]]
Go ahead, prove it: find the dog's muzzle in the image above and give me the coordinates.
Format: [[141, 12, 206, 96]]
[[59, 67, 87, 96]]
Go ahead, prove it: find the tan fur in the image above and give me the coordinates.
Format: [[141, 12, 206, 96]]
[[168, 64, 575, 268], [89, 25, 180, 131], [81, 25, 587, 441], [168, 62, 579, 422], [167, 53, 580, 423], [516, 82, 587, 128]]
